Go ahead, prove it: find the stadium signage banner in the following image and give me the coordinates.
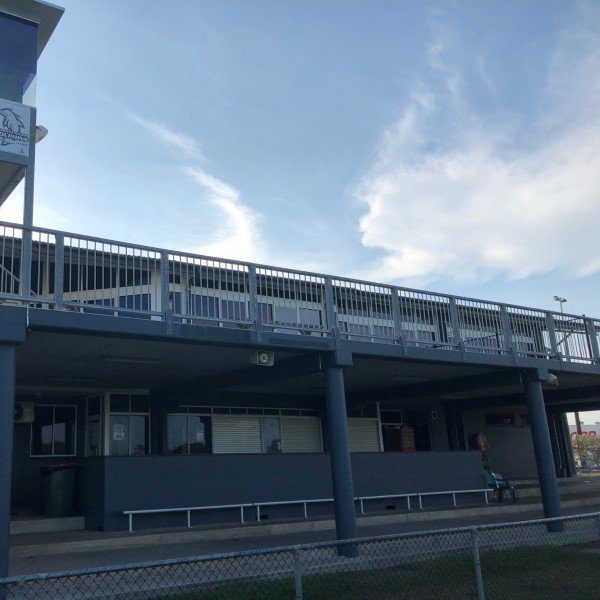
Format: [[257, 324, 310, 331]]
[[0, 99, 31, 157]]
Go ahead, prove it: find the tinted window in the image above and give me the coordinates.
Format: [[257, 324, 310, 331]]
[[31, 405, 76, 456], [53, 406, 76, 455], [31, 405, 53, 456]]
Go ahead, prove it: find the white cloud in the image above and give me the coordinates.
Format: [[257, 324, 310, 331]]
[[129, 113, 203, 161], [355, 8, 600, 285], [183, 167, 265, 262], [129, 114, 265, 262]]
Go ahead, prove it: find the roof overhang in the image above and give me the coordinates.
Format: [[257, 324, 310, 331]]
[[0, 0, 64, 58]]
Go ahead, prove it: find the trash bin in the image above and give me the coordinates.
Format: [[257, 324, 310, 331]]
[[41, 462, 77, 517]]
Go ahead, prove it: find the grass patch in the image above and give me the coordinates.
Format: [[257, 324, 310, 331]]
[[164, 544, 600, 599]]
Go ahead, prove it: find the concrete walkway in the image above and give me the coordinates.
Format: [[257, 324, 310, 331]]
[[9, 495, 600, 576]]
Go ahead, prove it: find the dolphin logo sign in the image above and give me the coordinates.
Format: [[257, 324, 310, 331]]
[[0, 105, 30, 154]]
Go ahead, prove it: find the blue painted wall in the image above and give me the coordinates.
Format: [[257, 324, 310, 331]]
[[87, 451, 486, 531]]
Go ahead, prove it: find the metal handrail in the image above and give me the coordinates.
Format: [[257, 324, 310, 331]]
[[1, 219, 599, 366], [0, 219, 594, 321], [122, 488, 492, 532]]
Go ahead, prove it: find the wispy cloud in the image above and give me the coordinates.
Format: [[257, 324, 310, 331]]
[[183, 167, 264, 261], [128, 112, 265, 262], [129, 114, 203, 161], [355, 6, 600, 286]]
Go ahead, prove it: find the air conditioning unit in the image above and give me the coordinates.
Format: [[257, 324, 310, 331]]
[[14, 402, 35, 423], [251, 350, 275, 367]]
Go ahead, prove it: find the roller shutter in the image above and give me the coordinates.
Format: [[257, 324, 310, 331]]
[[282, 417, 323, 453], [212, 416, 261, 454], [348, 418, 381, 452]]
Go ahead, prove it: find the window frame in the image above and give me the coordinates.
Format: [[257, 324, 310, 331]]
[[166, 409, 212, 455], [85, 395, 104, 457], [30, 404, 78, 458], [106, 393, 151, 456]]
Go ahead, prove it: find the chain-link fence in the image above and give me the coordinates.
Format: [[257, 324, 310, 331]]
[[3, 511, 600, 599]]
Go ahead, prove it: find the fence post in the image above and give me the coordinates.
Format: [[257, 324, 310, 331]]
[[545, 312, 560, 359], [500, 305, 513, 354], [471, 528, 485, 600], [390, 287, 408, 354], [13, 579, 25, 600], [324, 276, 336, 334], [293, 548, 303, 600], [248, 265, 263, 342], [449, 297, 464, 353], [53, 233, 64, 310], [584, 318, 599, 363], [160, 251, 173, 332]]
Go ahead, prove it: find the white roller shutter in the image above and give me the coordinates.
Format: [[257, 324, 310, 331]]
[[348, 418, 381, 452], [212, 416, 261, 454], [282, 417, 323, 453]]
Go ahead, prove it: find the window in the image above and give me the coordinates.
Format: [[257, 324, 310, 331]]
[[189, 294, 218, 318], [31, 405, 77, 456], [221, 300, 248, 321], [166, 411, 212, 454], [118, 294, 150, 311], [108, 394, 150, 456], [262, 417, 282, 454], [85, 396, 103, 456]]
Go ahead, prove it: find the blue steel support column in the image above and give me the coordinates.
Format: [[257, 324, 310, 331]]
[[20, 107, 37, 301], [325, 361, 357, 556], [559, 412, 577, 478], [523, 369, 563, 531], [0, 343, 17, 578]]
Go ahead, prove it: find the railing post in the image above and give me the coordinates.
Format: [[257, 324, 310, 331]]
[[293, 548, 303, 600], [584, 318, 599, 363], [160, 251, 172, 331], [471, 528, 486, 600], [20, 226, 32, 301], [500, 305, 513, 354], [449, 297, 464, 352], [390, 287, 406, 351], [53, 233, 64, 310], [324, 276, 338, 339], [545, 312, 560, 359], [248, 265, 263, 342]]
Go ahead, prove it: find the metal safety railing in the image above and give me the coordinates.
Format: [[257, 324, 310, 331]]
[[3, 510, 600, 599], [123, 488, 492, 532], [1, 220, 599, 365]]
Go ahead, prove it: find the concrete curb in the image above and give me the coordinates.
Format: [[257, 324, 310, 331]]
[[10, 516, 85, 535], [10, 496, 600, 559]]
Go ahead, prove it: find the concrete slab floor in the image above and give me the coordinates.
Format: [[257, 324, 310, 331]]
[[9, 501, 600, 577]]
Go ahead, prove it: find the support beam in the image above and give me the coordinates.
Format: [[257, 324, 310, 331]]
[[523, 369, 562, 530], [362, 369, 523, 405], [325, 365, 357, 555], [0, 343, 17, 577], [20, 108, 38, 301], [559, 412, 577, 478]]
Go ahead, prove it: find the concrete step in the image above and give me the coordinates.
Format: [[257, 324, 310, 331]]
[[517, 479, 600, 499], [10, 495, 600, 559], [10, 516, 84, 535]]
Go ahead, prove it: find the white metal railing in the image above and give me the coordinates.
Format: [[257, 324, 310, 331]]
[[123, 488, 492, 532], [1, 220, 599, 366]]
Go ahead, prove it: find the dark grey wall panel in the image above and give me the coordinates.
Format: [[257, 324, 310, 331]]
[[97, 451, 486, 531]]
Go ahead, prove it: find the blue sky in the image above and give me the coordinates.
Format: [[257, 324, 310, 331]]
[[2, 0, 600, 319]]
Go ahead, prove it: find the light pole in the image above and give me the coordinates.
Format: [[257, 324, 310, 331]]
[[554, 295, 582, 436]]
